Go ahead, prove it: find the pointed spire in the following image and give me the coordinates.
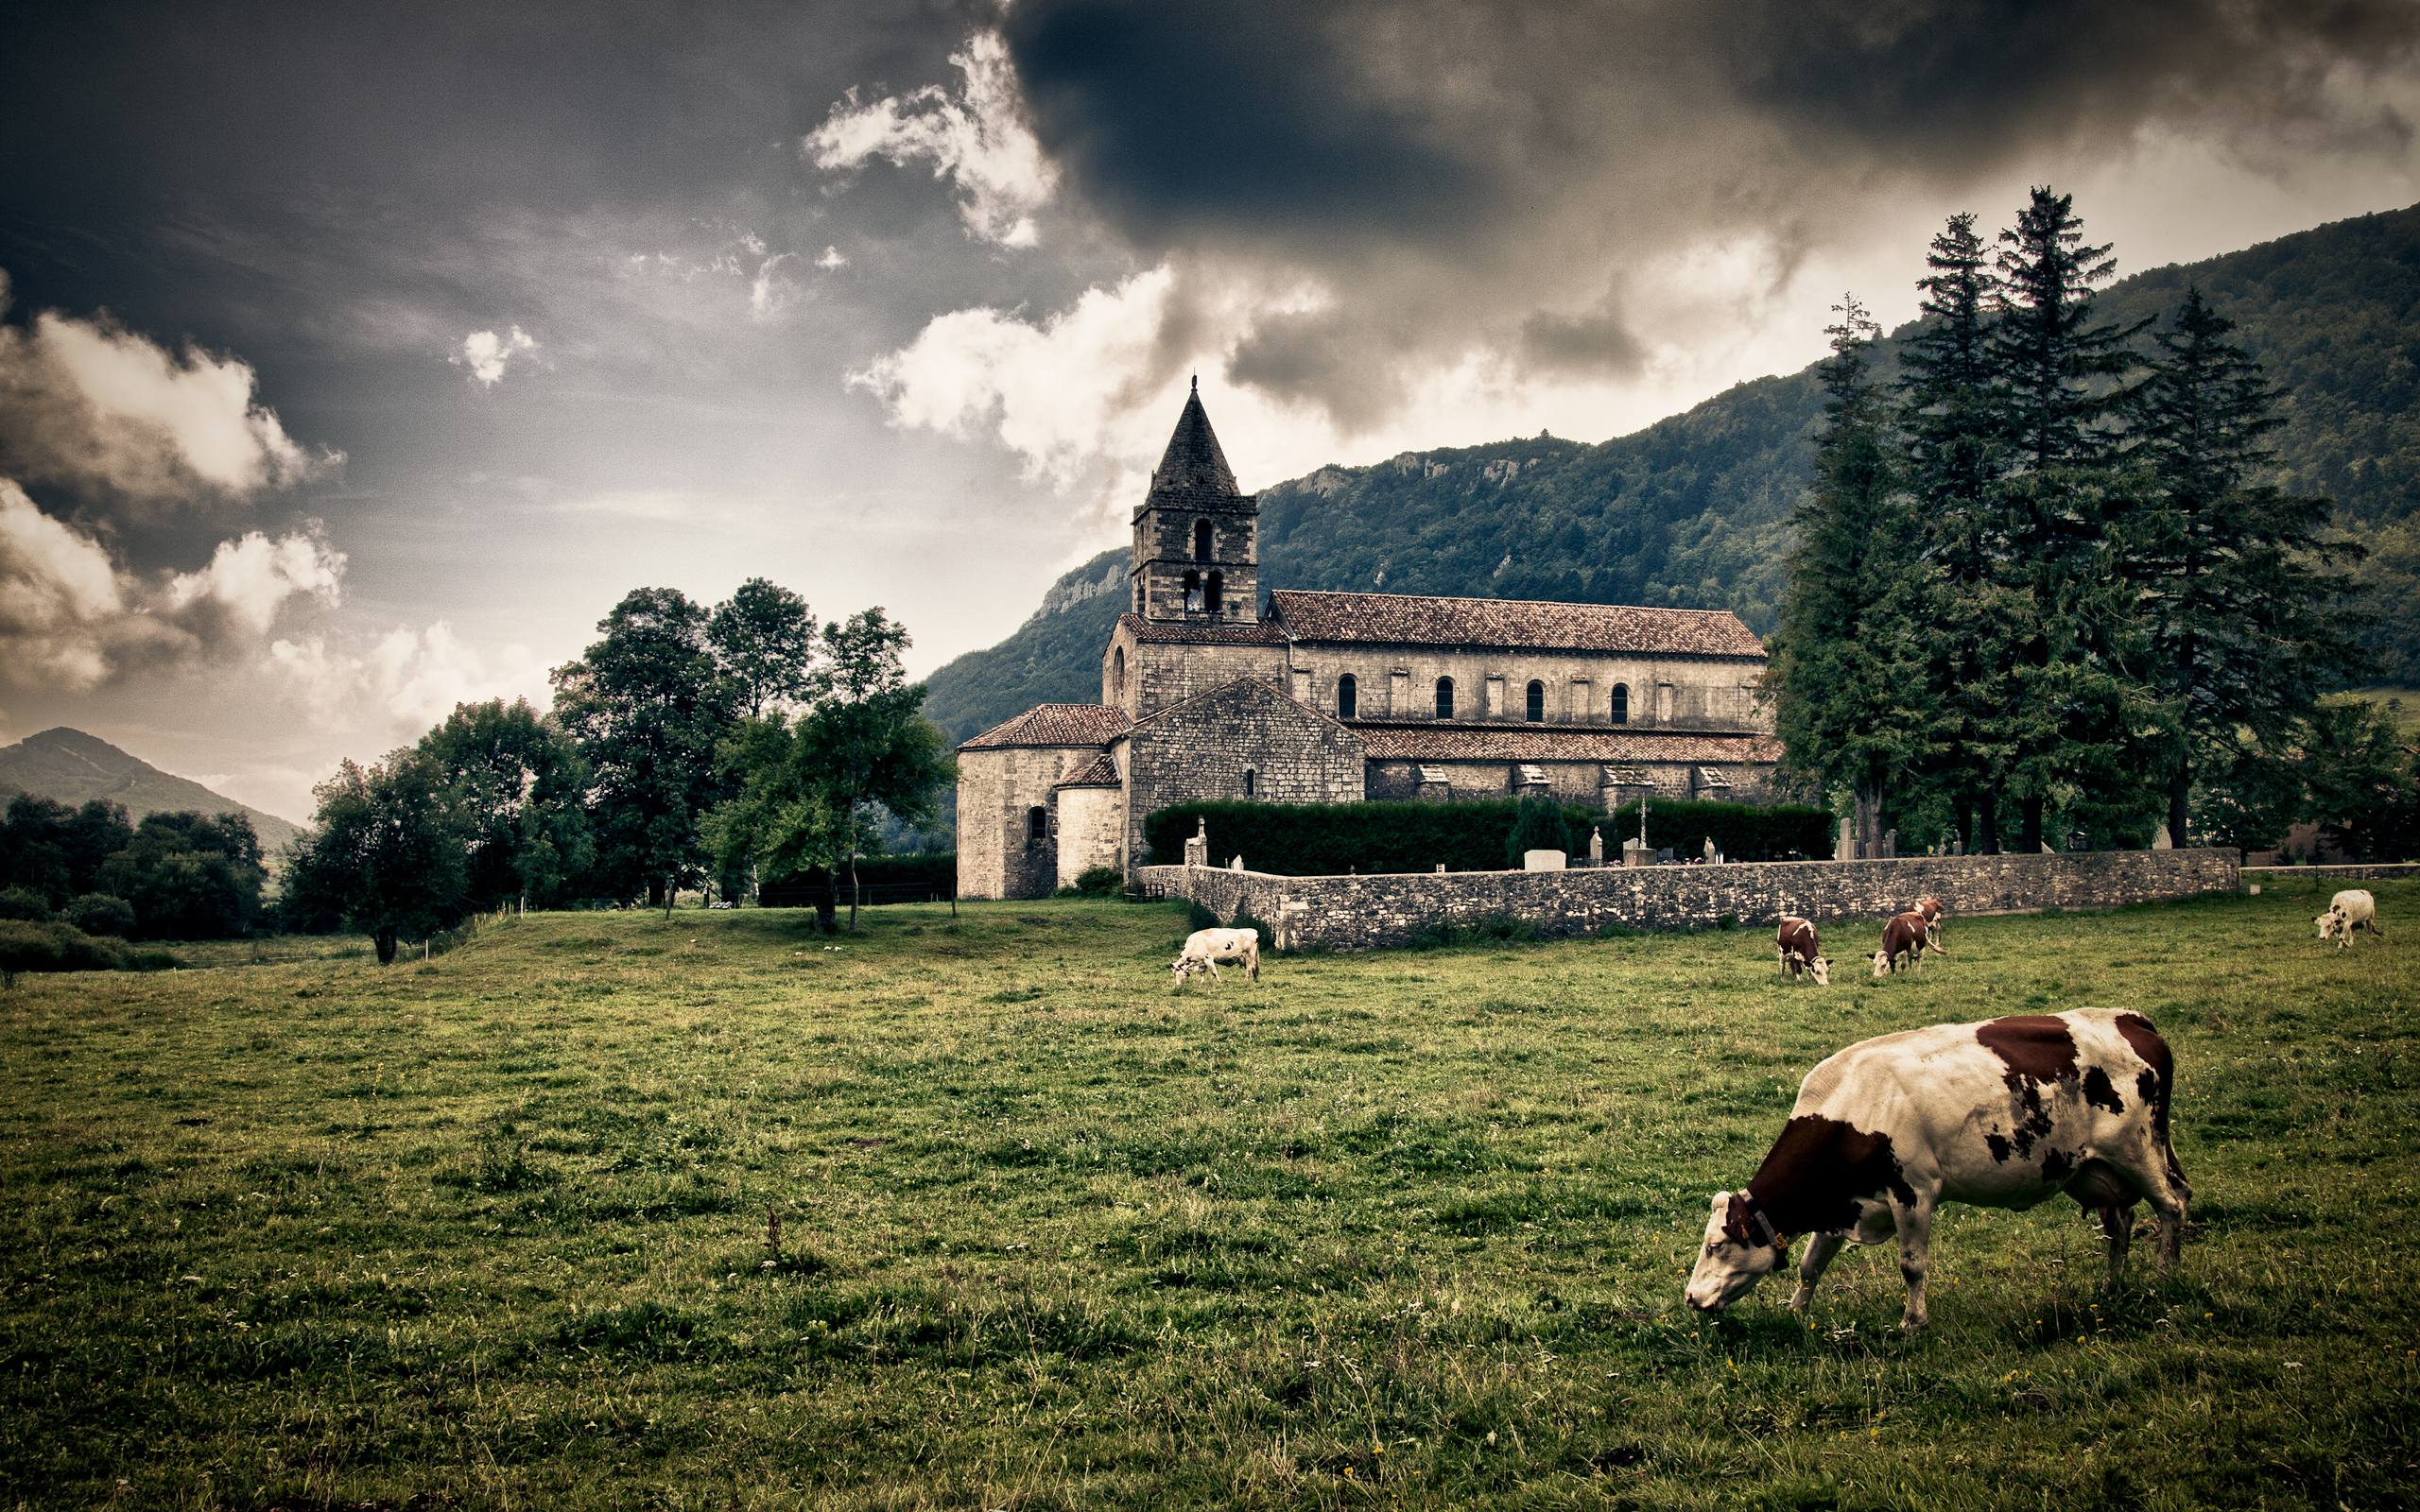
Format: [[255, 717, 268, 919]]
[[1149, 382, 1239, 498]]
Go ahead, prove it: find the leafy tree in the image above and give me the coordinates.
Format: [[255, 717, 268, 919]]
[[0, 886, 52, 921], [2125, 287, 2365, 845], [417, 698, 595, 911], [0, 796, 133, 903], [709, 577, 821, 719], [706, 609, 954, 932], [95, 812, 265, 939], [62, 893, 137, 938], [285, 752, 469, 963], [551, 588, 739, 910], [1768, 296, 1924, 856], [2188, 733, 2308, 863]]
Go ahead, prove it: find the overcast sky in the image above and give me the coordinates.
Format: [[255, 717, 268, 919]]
[[4, 0, 2418, 823]]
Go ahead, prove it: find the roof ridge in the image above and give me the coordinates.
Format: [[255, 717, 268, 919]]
[[1272, 587, 1741, 618]]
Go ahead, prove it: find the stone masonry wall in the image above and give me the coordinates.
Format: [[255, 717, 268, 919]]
[[1288, 644, 1769, 730], [1364, 757, 1772, 806], [1125, 639, 1287, 719], [958, 746, 1104, 901], [1054, 782, 1126, 886], [1124, 680, 1366, 872], [1135, 849, 2238, 952]]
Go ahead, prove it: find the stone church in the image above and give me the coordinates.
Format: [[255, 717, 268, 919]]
[[956, 386, 1782, 900]]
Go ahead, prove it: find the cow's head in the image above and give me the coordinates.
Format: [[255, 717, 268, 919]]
[[1168, 954, 1206, 984], [1806, 955, 1832, 987], [2316, 908, 2344, 941], [1870, 950, 1893, 980], [1685, 1192, 1787, 1314]]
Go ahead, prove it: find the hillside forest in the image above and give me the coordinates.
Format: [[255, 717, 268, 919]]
[[924, 202, 2420, 746]]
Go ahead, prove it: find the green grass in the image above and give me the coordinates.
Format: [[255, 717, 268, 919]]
[[4, 885, 2417, 1509], [2342, 685, 2420, 739]]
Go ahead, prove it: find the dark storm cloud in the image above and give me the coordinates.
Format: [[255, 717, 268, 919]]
[[1000, 0, 2420, 423]]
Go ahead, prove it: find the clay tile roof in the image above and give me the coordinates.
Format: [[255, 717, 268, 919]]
[[1349, 723, 1782, 765], [1053, 752, 1121, 788], [959, 703, 1131, 751], [1269, 590, 1767, 659], [1148, 384, 1241, 498], [1115, 611, 1289, 646]]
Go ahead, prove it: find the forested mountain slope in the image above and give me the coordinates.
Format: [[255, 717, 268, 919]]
[[924, 204, 2420, 743], [0, 727, 303, 853]]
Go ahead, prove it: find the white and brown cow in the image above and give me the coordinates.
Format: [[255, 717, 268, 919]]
[[2315, 888, 2382, 950], [1775, 916, 1831, 986], [1869, 910, 1930, 979], [1910, 895, 1948, 955], [1684, 1007, 2188, 1330]]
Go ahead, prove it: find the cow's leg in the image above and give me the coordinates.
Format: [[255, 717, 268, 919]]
[[1248, 950, 1259, 982], [2096, 1201, 2135, 1286], [1788, 1231, 1846, 1312], [2101, 1142, 2190, 1273], [1891, 1197, 1936, 1330], [1203, 957, 1221, 980]]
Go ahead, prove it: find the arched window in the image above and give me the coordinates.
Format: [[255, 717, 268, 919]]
[[1112, 646, 1126, 695], [1611, 683, 1629, 724], [1337, 673, 1357, 720], [1205, 571, 1224, 613], [1193, 518, 1213, 562], [1183, 569, 1202, 610], [1242, 767, 1256, 798], [1027, 805, 1048, 844], [1435, 676, 1455, 719], [1526, 679, 1546, 722]]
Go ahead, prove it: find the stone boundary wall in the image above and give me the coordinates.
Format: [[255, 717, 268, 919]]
[[1135, 849, 2239, 953], [2240, 862, 2420, 885]]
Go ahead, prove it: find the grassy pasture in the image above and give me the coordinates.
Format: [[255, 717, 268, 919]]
[[3, 881, 2416, 1509]]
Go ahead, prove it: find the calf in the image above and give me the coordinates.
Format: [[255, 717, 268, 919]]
[[1684, 1007, 2188, 1330], [1910, 895, 1948, 955], [1775, 916, 1830, 986], [2316, 888, 2382, 950], [1869, 911, 1930, 979], [1170, 926, 1261, 986]]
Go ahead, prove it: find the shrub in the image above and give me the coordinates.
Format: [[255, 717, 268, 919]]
[[62, 893, 137, 938], [1505, 794, 1573, 868], [0, 885, 54, 922], [1071, 866, 1124, 898], [0, 919, 174, 985]]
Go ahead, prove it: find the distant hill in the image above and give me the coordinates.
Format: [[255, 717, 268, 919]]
[[0, 727, 304, 854], [923, 203, 2420, 744]]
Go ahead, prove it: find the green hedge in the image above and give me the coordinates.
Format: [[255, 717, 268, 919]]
[[1144, 799, 1601, 875], [1144, 798, 1835, 874], [1601, 799, 1834, 862]]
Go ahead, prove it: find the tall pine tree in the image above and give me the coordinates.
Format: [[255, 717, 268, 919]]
[[1984, 187, 2150, 851], [1768, 296, 1924, 856], [1897, 212, 2019, 850], [2125, 287, 2363, 844]]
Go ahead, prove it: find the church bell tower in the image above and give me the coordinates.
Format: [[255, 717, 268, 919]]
[[1131, 380, 1259, 625]]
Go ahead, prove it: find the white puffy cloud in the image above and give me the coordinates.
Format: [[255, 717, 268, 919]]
[[453, 325, 539, 387], [805, 30, 1056, 248], [0, 270, 339, 507], [749, 252, 799, 319], [815, 245, 848, 270], [270, 620, 544, 736], [0, 477, 344, 692]]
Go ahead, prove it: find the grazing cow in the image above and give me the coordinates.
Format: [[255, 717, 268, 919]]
[[1775, 916, 1831, 986], [1870, 911, 1930, 979], [1911, 895, 1948, 955], [1170, 926, 1261, 985], [2315, 888, 2382, 950], [1684, 1007, 2188, 1330]]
